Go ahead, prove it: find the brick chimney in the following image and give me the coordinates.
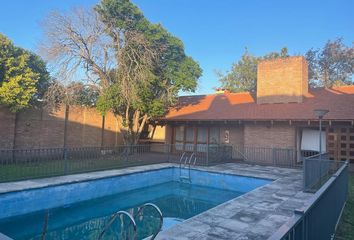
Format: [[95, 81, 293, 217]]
[[257, 56, 308, 104]]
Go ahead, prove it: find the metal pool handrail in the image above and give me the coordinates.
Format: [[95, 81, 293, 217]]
[[188, 152, 195, 166], [178, 152, 197, 183], [179, 152, 186, 164], [179, 152, 187, 167], [98, 211, 137, 240], [193, 154, 197, 166], [134, 203, 163, 240]]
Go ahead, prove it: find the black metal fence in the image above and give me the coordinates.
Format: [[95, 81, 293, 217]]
[[302, 153, 345, 192], [268, 161, 349, 240], [0, 145, 175, 183], [232, 146, 299, 168], [0, 144, 301, 183]]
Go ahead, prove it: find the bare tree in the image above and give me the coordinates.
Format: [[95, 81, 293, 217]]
[[41, 8, 113, 90], [41, 7, 158, 144]]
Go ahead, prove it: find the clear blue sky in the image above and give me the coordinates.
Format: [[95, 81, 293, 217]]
[[1, 0, 353, 94]]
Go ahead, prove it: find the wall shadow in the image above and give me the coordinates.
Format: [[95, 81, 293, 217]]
[[0, 105, 123, 150]]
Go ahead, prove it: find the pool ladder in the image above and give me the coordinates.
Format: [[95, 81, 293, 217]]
[[98, 203, 163, 240], [179, 152, 197, 183]]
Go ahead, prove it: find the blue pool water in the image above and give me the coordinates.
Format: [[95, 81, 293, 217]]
[[0, 167, 271, 239]]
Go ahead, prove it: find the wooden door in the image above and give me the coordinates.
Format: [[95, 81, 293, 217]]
[[327, 127, 354, 163]]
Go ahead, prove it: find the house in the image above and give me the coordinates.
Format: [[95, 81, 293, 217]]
[[149, 56, 354, 165]]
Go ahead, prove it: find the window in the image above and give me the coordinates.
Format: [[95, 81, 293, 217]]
[[197, 127, 207, 142], [197, 127, 207, 152], [185, 127, 195, 151], [209, 127, 220, 145], [175, 126, 184, 151], [173, 125, 221, 152]]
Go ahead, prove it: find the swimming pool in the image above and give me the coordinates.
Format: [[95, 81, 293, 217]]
[[0, 167, 271, 239]]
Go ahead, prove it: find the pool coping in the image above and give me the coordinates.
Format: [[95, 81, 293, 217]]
[[0, 163, 175, 194], [0, 163, 278, 195], [0, 163, 314, 239]]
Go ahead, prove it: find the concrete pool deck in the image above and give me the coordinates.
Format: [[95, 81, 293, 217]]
[[0, 163, 314, 240], [157, 163, 314, 240]]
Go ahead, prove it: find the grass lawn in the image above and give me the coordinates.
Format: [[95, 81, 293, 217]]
[[335, 172, 354, 240], [0, 155, 167, 183]]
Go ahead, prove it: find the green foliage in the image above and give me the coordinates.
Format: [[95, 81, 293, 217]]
[[74, 84, 100, 107], [95, 0, 146, 31], [335, 173, 354, 239], [95, 0, 202, 119], [96, 83, 122, 115], [0, 33, 49, 112], [305, 38, 353, 87], [218, 49, 258, 93], [218, 47, 288, 93], [263, 47, 289, 60], [220, 40, 353, 92]]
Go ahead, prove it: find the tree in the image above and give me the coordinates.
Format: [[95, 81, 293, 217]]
[[217, 49, 258, 93], [305, 38, 354, 87], [218, 47, 288, 92], [41, 1, 202, 144], [44, 80, 99, 110], [0, 33, 50, 112], [263, 47, 289, 60], [95, 0, 202, 144]]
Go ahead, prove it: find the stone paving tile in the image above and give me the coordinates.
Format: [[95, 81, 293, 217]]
[[156, 163, 314, 240], [231, 209, 266, 224]]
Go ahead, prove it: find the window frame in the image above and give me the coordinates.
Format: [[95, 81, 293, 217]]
[[172, 125, 220, 152]]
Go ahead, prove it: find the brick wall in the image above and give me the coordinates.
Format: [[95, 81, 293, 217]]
[[257, 56, 308, 104], [0, 105, 124, 149], [104, 112, 123, 147], [244, 124, 296, 149], [14, 107, 66, 149], [0, 106, 16, 149], [220, 125, 244, 146]]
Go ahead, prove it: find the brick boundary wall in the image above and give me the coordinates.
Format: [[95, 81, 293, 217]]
[[0, 105, 124, 149]]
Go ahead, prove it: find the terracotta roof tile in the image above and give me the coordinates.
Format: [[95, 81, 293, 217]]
[[164, 86, 354, 121]]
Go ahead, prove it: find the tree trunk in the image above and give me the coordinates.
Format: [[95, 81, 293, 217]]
[[121, 110, 149, 146]]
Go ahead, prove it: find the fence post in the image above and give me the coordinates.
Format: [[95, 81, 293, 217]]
[[167, 144, 171, 163], [64, 147, 68, 174], [206, 144, 209, 166], [303, 158, 307, 191], [125, 145, 128, 162], [272, 148, 276, 166], [287, 149, 291, 167], [294, 209, 307, 240]]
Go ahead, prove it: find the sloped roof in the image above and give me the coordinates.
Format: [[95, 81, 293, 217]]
[[164, 86, 354, 121]]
